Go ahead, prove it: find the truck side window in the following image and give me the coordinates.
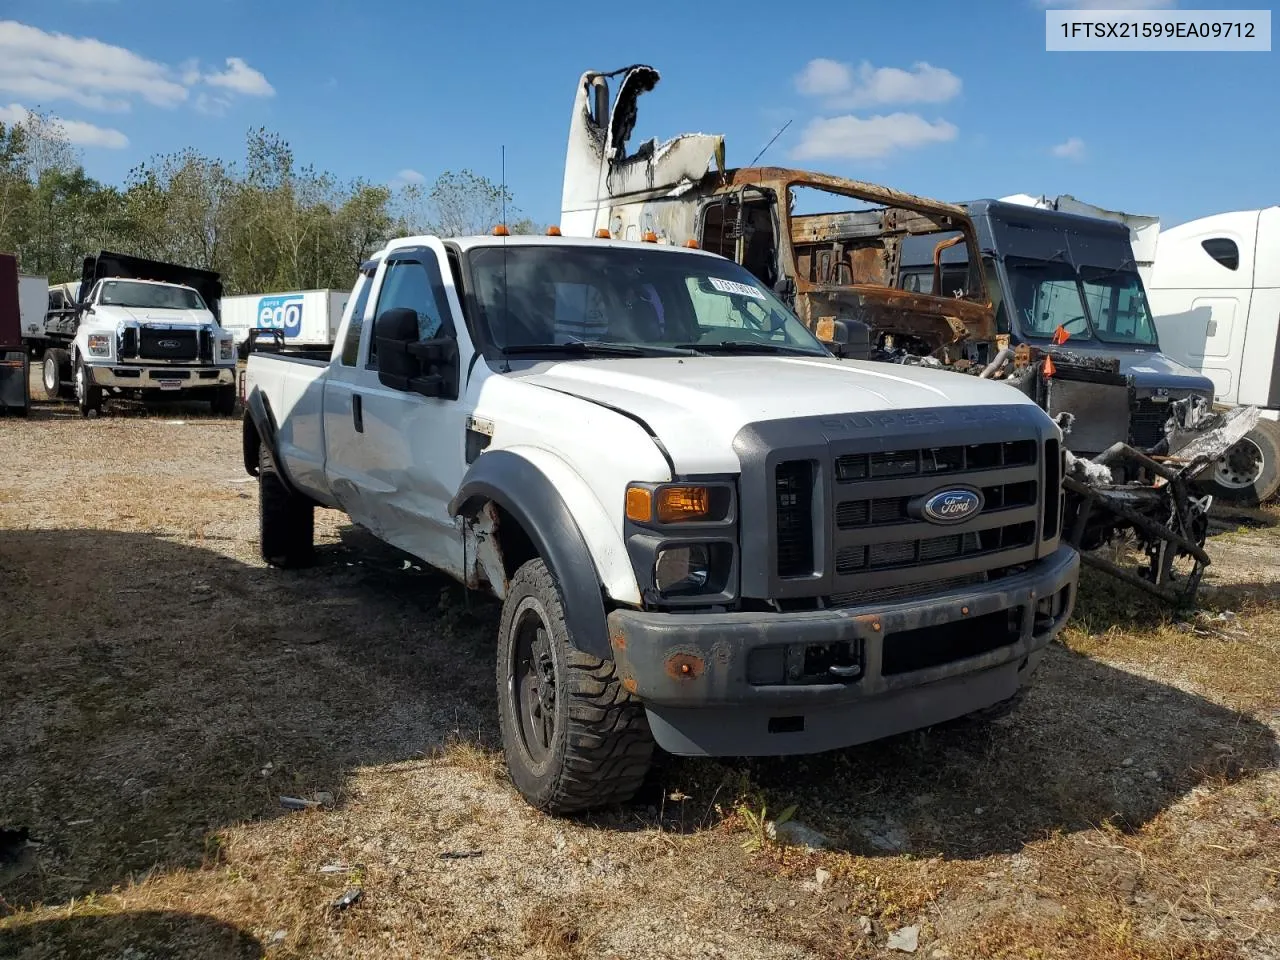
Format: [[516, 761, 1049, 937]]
[[367, 257, 452, 370], [340, 278, 373, 367], [1201, 238, 1239, 271]]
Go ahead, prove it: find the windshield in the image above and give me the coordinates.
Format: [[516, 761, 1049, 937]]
[[98, 280, 206, 311], [1078, 266, 1160, 345], [466, 245, 830, 357], [1003, 258, 1159, 346]]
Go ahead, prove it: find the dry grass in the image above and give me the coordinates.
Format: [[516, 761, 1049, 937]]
[[1, 388, 1278, 958]]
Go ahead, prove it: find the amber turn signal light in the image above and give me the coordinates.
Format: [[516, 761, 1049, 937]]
[[625, 487, 653, 523], [656, 486, 710, 523]]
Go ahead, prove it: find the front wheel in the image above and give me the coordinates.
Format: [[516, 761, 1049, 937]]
[[210, 384, 237, 416], [497, 558, 654, 815], [74, 358, 102, 417], [1197, 418, 1280, 506]]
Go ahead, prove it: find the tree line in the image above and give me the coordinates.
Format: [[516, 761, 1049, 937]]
[[0, 112, 536, 295]]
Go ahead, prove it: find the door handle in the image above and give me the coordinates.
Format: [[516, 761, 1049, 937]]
[[353, 394, 363, 433]]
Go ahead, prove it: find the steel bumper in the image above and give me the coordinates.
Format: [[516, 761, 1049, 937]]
[[607, 546, 1080, 756]]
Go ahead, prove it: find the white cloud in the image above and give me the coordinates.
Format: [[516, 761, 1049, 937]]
[[792, 113, 958, 161], [794, 58, 961, 108], [195, 92, 232, 117], [204, 57, 274, 97], [1051, 136, 1087, 160], [390, 168, 428, 190], [1035, 0, 1175, 7], [795, 59, 852, 97], [179, 58, 202, 86], [0, 20, 189, 110], [0, 102, 128, 148], [0, 21, 276, 133]]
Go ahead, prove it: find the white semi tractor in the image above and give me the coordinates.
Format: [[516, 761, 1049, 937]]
[[1007, 195, 1280, 504]]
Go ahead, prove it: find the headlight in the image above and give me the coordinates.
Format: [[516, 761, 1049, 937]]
[[219, 339, 234, 360], [625, 480, 738, 604], [87, 334, 111, 357], [625, 484, 731, 524]]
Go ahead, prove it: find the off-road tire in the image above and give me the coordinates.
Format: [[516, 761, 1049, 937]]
[[935, 685, 1029, 731], [258, 442, 314, 568], [497, 558, 654, 814], [75, 357, 102, 417], [1196, 418, 1280, 507], [41, 348, 70, 400], [210, 384, 237, 417]]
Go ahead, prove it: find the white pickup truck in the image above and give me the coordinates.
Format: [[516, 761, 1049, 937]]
[[242, 232, 1080, 814], [52, 251, 238, 416]]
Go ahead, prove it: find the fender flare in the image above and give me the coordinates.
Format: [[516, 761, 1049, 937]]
[[450, 449, 611, 660], [242, 387, 303, 499]]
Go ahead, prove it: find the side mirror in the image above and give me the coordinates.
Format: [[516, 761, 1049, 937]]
[[374, 307, 459, 399], [821, 318, 872, 360]]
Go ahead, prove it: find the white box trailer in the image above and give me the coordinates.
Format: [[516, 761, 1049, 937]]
[[18, 274, 50, 342], [219, 289, 350, 353]]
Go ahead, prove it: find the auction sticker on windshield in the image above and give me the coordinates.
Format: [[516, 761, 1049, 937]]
[[708, 277, 767, 300]]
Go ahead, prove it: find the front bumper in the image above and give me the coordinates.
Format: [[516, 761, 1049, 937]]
[[608, 545, 1079, 756], [85, 364, 234, 390]]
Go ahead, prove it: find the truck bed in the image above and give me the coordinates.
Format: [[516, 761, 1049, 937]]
[[245, 352, 331, 501]]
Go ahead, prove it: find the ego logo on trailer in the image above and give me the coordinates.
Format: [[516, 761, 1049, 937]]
[[257, 295, 304, 338]]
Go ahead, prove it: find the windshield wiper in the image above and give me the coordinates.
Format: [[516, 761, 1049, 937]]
[[502, 341, 700, 358], [675, 340, 822, 356]]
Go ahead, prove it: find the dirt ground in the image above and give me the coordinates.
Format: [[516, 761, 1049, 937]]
[[1, 384, 1278, 960]]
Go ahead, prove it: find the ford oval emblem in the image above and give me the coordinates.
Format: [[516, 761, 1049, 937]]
[[159, 339, 180, 349], [922, 488, 983, 525]]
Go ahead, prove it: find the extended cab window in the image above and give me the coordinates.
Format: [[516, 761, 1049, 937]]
[[340, 275, 374, 367], [367, 256, 452, 369]]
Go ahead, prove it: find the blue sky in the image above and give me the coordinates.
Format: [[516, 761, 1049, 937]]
[[1, 0, 1275, 228]]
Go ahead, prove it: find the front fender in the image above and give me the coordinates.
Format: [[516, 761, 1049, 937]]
[[450, 447, 641, 660]]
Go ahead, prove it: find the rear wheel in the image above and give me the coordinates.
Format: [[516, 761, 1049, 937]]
[[258, 442, 314, 567], [1197, 419, 1280, 506], [497, 558, 654, 815], [210, 384, 237, 416], [41, 348, 70, 400], [74, 358, 102, 417]]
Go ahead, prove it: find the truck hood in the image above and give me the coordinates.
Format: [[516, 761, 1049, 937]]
[[514, 354, 1042, 474], [94, 305, 217, 327], [1048, 343, 1214, 396]]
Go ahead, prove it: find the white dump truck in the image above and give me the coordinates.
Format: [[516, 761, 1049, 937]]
[[42, 251, 238, 416]]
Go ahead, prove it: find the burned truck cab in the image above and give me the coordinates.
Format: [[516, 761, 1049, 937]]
[[561, 64, 997, 364]]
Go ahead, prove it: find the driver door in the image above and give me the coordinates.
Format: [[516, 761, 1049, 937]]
[[322, 240, 475, 579]]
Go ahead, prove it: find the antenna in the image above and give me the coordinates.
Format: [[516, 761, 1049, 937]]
[[501, 144, 510, 371], [747, 118, 792, 169]]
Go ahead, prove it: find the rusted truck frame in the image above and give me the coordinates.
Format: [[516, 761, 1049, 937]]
[[561, 63, 1254, 607]]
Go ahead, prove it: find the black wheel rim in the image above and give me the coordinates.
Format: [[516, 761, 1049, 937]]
[[510, 602, 556, 764]]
